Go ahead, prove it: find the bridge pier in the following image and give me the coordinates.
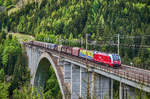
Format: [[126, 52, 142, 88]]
[[94, 74, 101, 98], [124, 86, 136, 99], [81, 67, 92, 99], [71, 64, 81, 99], [63, 62, 72, 99], [93, 74, 113, 99], [119, 82, 137, 99], [120, 82, 122, 99], [64, 62, 114, 99], [64, 62, 71, 84], [31, 47, 43, 85], [110, 79, 113, 99], [91, 70, 95, 99], [101, 75, 111, 99]]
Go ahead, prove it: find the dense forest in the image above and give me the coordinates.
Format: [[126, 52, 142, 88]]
[[0, 31, 30, 98], [1, 0, 150, 69], [0, 0, 150, 98], [0, 31, 62, 98]]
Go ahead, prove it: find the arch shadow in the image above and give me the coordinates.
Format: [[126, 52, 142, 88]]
[[34, 52, 64, 98]]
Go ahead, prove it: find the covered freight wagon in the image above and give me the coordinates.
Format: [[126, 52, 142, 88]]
[[48, 43, 57, 50], [66, 46, 72, 54], [62, 46, 67, 53], [58, 45, 63, 52], [32, 41, 43, 47], [72, 47, 80, 56]]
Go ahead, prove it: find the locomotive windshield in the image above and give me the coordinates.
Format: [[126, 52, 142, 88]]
[[112, 54, 120, 61]]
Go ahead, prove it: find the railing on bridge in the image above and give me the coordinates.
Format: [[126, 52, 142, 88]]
[[60, 52, 150, 86], [25, 42, 150, 88]]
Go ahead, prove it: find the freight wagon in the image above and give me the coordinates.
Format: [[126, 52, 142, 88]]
[[28, 41, 121, 68], [79, 49, 94, 60], [72, 47, 80, 56]]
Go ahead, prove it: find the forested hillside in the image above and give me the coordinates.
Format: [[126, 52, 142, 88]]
[[2, 0, 149, 69], [0, 0, 150, 98]]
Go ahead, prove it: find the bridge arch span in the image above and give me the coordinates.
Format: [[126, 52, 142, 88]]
[[33, 52, 65, 98]]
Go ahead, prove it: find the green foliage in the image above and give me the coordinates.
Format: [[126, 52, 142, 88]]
[[0, 33, 30, 97], [0, 0, 18, 7], [0, 31, 7, 43], [0, 81, 10, 99], [133, 57, 142, 67], [9, 53, 30, 94], [44, 66, 62, 99], [13, 85, 45, 99], [0, 69, 5, 81], [3, 0, 12, 7], [5, 0, 150, 40], [133, 3, 146, 10], [2, 37, 22, 75], [123, 8, 128, 14], [0, 1, 3, 6], [0, 68, 10, 99], [13, 66, 62, 99]]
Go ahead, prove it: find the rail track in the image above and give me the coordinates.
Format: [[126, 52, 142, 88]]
[[26, 43, 150, 87]]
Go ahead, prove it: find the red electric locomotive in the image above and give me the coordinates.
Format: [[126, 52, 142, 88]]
[[94, 52, 121, 67]]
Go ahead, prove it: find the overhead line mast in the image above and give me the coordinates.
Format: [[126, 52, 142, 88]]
[[85, 33, 91, 99], [86, 33, 89, 71], [118, 34, 120, 55]]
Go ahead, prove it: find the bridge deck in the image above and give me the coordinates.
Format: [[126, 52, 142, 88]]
[[26, 43, 150, 92], [61, 52, 150, 85]]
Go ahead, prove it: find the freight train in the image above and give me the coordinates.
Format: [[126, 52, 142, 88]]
[[28, 41, 121, 67]]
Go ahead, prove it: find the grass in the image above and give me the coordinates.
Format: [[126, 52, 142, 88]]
[[9, 33, 35, 42], [8, 7, 20, 15]]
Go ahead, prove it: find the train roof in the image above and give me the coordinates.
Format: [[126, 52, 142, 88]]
[[94, 51, 112, 56], [72, 47, 80, 49], [95, 52, 108, 55], [95, 51, 120, 56]]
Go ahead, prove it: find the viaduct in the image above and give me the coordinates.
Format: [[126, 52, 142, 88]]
[[24, 42, 150, 99]]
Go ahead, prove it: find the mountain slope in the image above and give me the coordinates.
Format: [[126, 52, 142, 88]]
[[1, 0, 150, 67]]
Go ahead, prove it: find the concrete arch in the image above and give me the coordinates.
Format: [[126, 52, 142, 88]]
[[33, 52, 65, 98]]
